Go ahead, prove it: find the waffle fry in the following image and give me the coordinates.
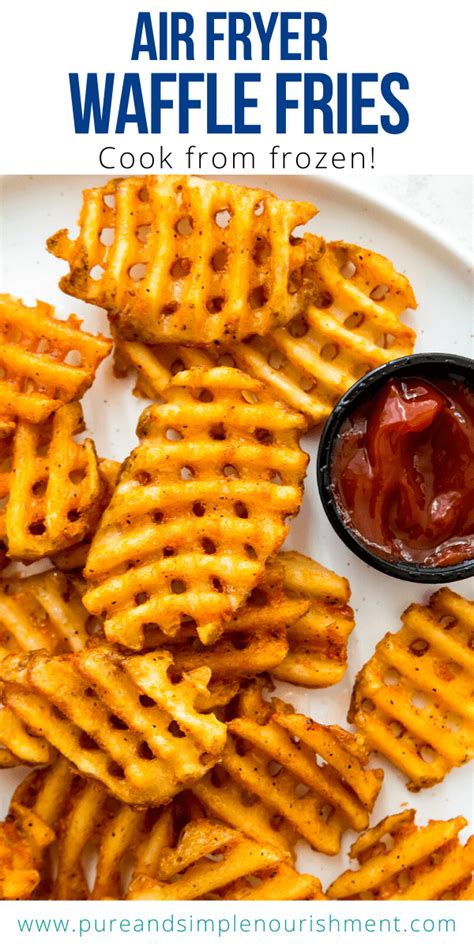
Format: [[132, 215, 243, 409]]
[[0, 569, 89, 659], [127, 818, 325, 900], [1, 646, 227, 805], [0, 434, 13, 572], [5, 402, 104, 562], [113, 240, 416, 426], [194, 680, 383, 856], [349, 588, 474, 790], [52, 458, 121, 572], [0, 805, 54, 899], [0, 705, 51, 769], [47, 175, 323, 346], [327, 810, 474, 900], [0, 295, 111, 428], [84, 367, 308, 649]]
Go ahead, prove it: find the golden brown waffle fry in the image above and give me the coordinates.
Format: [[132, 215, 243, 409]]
[[127, 818, 325, 900], [5, 402, 103, 562], [327, 810, 474, 900], [0, 435, 12, 572], [0, 569, 89, 659], [84, 367, 308, 648], [194, 680, 383, 856], [271, 551, 354, 687], [52, 458, 121, 572], [0, 704, 52, 769], [113, 240, 416, 426], [349, 587, 474, 790], [0, 295, 111, 428], [47, 175, 323, 347], [0, 805, 55, 899], [1, 645, 227, 805]]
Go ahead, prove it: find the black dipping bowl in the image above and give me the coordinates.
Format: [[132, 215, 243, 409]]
[[317, 353, 474, 583]]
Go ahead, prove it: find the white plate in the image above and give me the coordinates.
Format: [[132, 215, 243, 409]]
[[0, 175, 473, 889]]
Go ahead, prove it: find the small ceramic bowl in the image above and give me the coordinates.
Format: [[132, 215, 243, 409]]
[[317, 353, 474, 583]]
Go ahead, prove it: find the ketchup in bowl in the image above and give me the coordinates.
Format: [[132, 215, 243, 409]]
[[330, 376, 474, 567]]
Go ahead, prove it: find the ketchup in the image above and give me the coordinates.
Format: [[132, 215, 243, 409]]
[[331, 376, 474, 566]]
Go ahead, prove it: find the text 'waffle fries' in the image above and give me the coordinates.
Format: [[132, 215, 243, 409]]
[[349, 588, 474, 790], [5, 402, 104, 562], [193, 680, 383, 858], [0, 295, 111, 428], [113, 240, 416, 426], [127, 818, 326, 901], [47, 175, 323, 346], [327, 810, 474, 900], [0, 646, 226, 805], [84, 367, 308, 648]]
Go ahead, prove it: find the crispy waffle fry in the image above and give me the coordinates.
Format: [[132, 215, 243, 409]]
[[0, 295, 111, 428], [327, 810, 474, 900], [349, 588, 474, 790], [194, 680, 383, 856], [113, 240, 416, 426], [5, 402, 104, 562], [1, 646, 227, 805], [0, 434, 13, 572], [52, 458, 121, 572], [47, 175, 323, 346], [0, 705, 51, 769], [0, 805, 54, 899], [0, 569, 89, 659], [84, 367, 308, 648], [127, 818, 325, 900]]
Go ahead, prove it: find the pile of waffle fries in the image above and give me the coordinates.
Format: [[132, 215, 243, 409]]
[[0, 175, 472, 902]]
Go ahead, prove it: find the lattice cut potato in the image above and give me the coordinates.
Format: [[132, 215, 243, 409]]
[[0, 705, 51, 770], [0, 295, 111, 428], [349, 588, 474, 790], [112, 240, 416, 426], [47, 175, 323, 346], [327, 810, 474, 900], [84, 367, 308, 648], [4, 402, 104, 562], [127, 818, 326, 901], [0, 646, 227, 805], [193, 679, 383, 857], [52, 458, 121, 572], [0, 569, 89, 660], [0, 802, 55, 900]]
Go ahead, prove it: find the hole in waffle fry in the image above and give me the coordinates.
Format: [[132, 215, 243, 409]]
[[103, 193, 115, 208], [383, 667, 400, 686], [64, 348, 84, 366], [361, 698, 375, 713], [209, 423, 226, 440], [162, 301, 179, 316], [129, 263, 147, 282], [136, 469, 152, 485], [288, 269, 303, 295], [192, 502, 205, 517], [100, 227, 115, 246], [29, 520, 46, 536], [53, 706, 66, 719], [254, 200, 265, 216], [370, 283, 389, 301], [180, 616, 197, 635], [171, 359, 185, 375], [36, 336, 50, 353], [409, 638, 429, 656], [32, 478, 47, 497], [223, 464, 239, 478], [397, 870, 411, 890], [170, 258, 192, 280], [79, 732, 99, 750], [355, 362, 371, 378], [439, 614, 457, 629], [445, 711, 463, 732], [166, 428, 183, 441], [200, 752, 215, 766], [235, 738, 249, 757], [135, 592, 149, 605], [198, 388, 214, 402], [168, 720, 185, 738], [411, 691, 430, 709], [234, 501, 248, 519], [211, 248, 229, 271], [215, 208, 232, 229], [212, 577, 224, 592], [151, 510, 164, 524], [316, 289, 334, 309], [388, 720, 406, 738], [299, 374, 315, 392], [22, 377, 35, 394], [142, 622, 160, 637], [247, 587, 268, 607], [252, 238, 271, 266], [244, 543, 257, 559], [109, 714, 128, 730], [320, 804, 334, 822], [136, 224, 151, 243], [344, 311, 365, 329], [84, 687, 95, 698], [340, 259, 357, 279], [419, 744, 438, 763], [138, 741, 154, 759], [90, 264, 105, 280], [69, 467, 86, 483], [248, 285, 268, 310], [320, 343, 340, 362], [241, 790, 259, 806], [255, 428, 273, 445], [217, 352, 236, 367], [0, 367, 5, 379], [206, 296, 225, 314], [295, 782, 310, 798], [163, 546, 175, 557], [67, 509, 80, 522], [202, 537, 216, 554], [138, 185, 149, 201], [171, 579, 186, 594], [229, 632, 247, 650], [268, 349, 286, 370], [211, 766, 228, 788], [139, 693, 156, 707], [241, 389, 259, 404], [267, 760, 283, 777], [175, 216, 193, 236], [107, 761, 125, 779], [180, 466, 194, 480]]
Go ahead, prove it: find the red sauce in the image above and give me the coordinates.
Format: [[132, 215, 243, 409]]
[[331, 377, 474, 566]]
